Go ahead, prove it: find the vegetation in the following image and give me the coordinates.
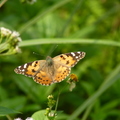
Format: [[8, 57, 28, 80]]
[[0, 0, 120, 120]]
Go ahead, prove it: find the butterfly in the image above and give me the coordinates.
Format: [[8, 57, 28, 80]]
[[14, 52, 86, 86]]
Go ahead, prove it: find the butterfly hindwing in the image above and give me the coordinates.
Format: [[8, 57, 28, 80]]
[[53, 65, 71, 83]]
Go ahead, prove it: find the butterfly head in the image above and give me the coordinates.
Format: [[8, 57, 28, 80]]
[[46, 56, 53, 66]]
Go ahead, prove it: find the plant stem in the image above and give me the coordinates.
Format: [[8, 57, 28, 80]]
[[19, 39, 120, 47]]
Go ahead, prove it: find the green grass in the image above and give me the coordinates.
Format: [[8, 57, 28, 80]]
[[19, 38, 120, 47]]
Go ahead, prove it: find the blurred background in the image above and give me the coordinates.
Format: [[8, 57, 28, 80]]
[[0, 0, 120, 120]]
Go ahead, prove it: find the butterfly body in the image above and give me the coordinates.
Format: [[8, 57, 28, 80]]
[[14, 52, 86, 86]]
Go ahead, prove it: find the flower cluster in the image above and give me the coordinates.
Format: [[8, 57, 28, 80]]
[[67, 73, 78, 91], [45, 95, 57, 120], [0, 27, 22, 56]]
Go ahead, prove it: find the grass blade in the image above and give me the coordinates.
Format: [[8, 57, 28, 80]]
[[19, 38, 120, 47]]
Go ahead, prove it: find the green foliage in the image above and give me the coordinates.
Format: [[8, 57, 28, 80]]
[[0, 0, 120, 120], [0, 106, 20, 116], [32, 110, 48, 120]]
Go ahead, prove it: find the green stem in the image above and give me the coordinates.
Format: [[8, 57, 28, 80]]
[[0, 0, 7, 7], [54, 83, 69, 112], [54, 91, 60, 113], [0, 42, 9, 53], [81, 102, 94, 120], [19, 39, 120, 47], [6, 115, 12, 120]]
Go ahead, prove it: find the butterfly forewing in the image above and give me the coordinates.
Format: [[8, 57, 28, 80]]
[[53, 52, 86, 67], [14, 60, 46, 77]]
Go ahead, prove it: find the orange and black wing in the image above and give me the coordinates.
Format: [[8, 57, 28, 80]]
[[53, 51, 86, 67], [14, 60, 45, 77], [53, 65, 71, 83]]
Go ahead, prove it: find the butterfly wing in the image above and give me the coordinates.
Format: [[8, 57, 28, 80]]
[[52, 52, 86, 82], [53, 51, 86, 67], [14, 60, 46, 77], [14, 51, 86, 86], [33, 70, 54, 86], [14, 60, 54, 86], [53, 64, 71, 83]]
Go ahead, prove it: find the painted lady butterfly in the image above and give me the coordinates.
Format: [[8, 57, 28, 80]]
[[14, 52, 86, 86]]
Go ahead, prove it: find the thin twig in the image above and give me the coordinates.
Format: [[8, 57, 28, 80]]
[[0, 0, 7, 7]]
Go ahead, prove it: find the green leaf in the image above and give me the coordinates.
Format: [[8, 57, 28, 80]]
[[32, 110, 48, 120], [0, 106, 20, 116]]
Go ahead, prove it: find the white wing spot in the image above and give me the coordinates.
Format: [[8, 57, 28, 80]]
[[24, 64, 27, 68], [22, 69, 25, 72], [77, 52, 81, 54], [71, 52, 75, 56], [76, 56, 79, 59]]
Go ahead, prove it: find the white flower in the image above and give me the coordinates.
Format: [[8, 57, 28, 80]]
[[0, 27, 12, 36], [47, 95, 53, 99], [25, 117, 34, 120], [14, 118, 22, 120], [17, 37, 22, 42], [14, 117, 34, 120], [11, 31, 20, 38], [15, 46, 21, 53], [0, 27, 22, 55], [27, 0, 36, 4], [48, 112, 55, 117]]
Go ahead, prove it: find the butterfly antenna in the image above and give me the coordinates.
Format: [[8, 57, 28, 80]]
[[33, 52, 39, 55], [47, 45, 58, 56], [33, 52, 46, 58]]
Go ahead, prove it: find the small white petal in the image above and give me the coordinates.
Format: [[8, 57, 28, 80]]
[[25, 117, 34, 120], [0, 27, 12, 36], [11, 31, 20, 37], [14, 118, 22, 120]]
